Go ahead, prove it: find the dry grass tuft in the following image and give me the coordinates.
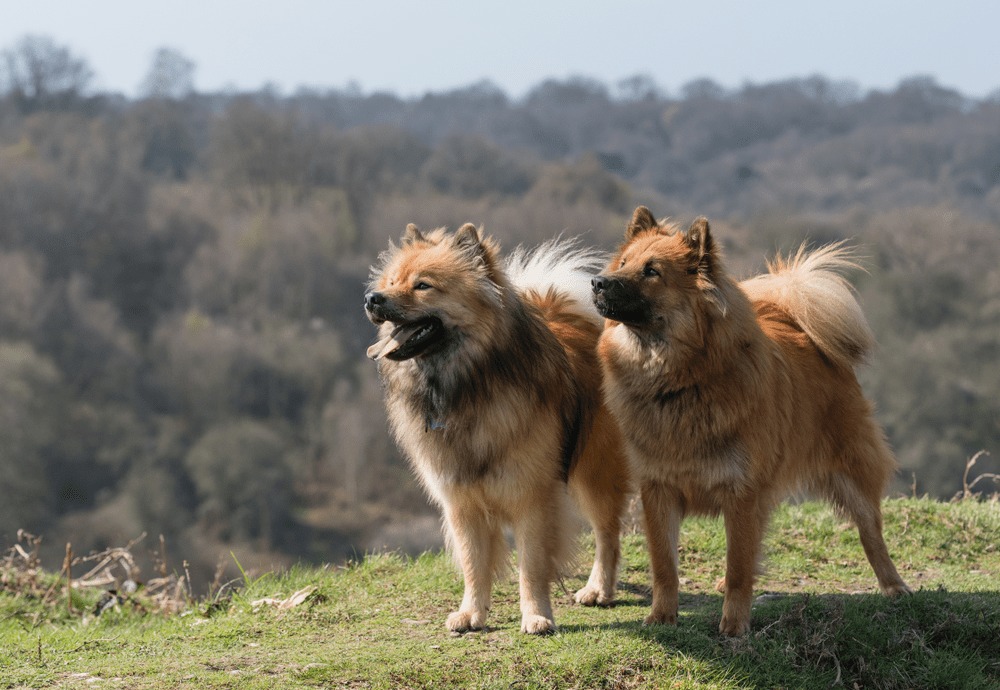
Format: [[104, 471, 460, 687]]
[[955, 450, 999, 501], [1, 531, 196, 617]]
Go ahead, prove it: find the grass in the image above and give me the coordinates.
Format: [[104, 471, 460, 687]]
[[2, 497, 999, 689]]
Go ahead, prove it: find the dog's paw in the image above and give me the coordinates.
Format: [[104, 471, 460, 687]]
[[642, 609, 677, 626], [882, 582, 913, 598], [574, 585, 613, 607], [446, 609, 486, 633], [718, 612, 750, 637], [520, 614, 556, 635], [714, 576, 727, 593]]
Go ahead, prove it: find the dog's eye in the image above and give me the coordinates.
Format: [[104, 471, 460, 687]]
[[414, 281, 432, 290], [619, 258, 626, 268], [642, 264, 660, 278]]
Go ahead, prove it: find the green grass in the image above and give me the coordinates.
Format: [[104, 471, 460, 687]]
[[2, 497, 999, 689]]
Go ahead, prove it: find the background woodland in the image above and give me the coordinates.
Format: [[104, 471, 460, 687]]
[[0, 37, 997, 583]]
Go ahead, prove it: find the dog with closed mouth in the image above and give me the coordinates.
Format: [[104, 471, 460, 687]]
[[365, 222, 630, 634], [592, 206, 911, 636]]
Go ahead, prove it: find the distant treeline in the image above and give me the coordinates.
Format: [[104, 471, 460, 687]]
[[0, 36, 997, 581]]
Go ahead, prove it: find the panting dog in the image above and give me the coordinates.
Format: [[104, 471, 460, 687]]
[[365, 222, 630, 634]]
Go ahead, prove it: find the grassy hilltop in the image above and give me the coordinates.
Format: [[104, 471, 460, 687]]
[[2, 497, 998, 689]]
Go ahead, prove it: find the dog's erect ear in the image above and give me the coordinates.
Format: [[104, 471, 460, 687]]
[[402, 223, 425, 245], [684, 217, 714, 270], [453, 223, 504, 287], [452, 222, 484, 254], [685, 216, 727, 314], [626, 206, 659, 240]]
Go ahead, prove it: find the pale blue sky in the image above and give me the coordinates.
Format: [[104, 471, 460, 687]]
[[3, 0, 998, 98]]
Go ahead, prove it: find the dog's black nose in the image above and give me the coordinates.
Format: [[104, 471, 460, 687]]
[[591, 275, 607, 293], [365, 291, 386, 310]]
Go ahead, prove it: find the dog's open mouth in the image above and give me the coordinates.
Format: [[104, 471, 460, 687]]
[[367, 317, 444, 361]]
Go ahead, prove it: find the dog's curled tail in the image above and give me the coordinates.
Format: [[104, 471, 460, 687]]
[[504, 237, 607, 325], [740, 242, 875, 368]]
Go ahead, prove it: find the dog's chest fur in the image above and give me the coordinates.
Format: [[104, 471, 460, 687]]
[[631, 382, 749, 493], [602, 329, 758, 506], [381, 304, 575, 492], [391, 366, 541, 485]]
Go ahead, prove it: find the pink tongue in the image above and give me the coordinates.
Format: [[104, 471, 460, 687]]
[[366, 323, 423, 360]]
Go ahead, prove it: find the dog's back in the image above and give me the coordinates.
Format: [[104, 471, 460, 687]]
[[735, 245, 896, 489]]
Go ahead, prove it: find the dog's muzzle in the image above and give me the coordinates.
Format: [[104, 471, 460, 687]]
[[591, 275, 651, 325], [365, 291, 395, 324]]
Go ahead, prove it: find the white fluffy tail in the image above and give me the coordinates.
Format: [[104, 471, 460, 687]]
[[740, 242, 875, 368], [504, 237, 607, 325]]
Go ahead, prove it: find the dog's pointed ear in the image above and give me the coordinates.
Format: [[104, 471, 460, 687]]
[[685, 216, 727, 314], [402, 223, 425, 245], [685, 217, 715, 271], [452, 222, 483, 254], [626, 206, 658, 240], [453, 223, 504, 284]]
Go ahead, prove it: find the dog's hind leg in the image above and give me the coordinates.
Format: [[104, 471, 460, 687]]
[[443, 501, 505, 633], [569, 423, 629, 606], [720, 496, 771, 636], [572, 497, 623, 606], [573, 511, 622, 607], [822, 471, 911, 597], [513, 492, 567, 634]]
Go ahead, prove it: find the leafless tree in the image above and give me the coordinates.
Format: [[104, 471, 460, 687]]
[[139, 47, 195, 100], [0, 35, 92, 107]]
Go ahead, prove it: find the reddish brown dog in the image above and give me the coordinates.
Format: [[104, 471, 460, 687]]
[[593, 207, 910, 636]]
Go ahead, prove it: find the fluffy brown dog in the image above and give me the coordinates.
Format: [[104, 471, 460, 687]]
[[365, 222, 630, 634], [592, 206, 911, 636]]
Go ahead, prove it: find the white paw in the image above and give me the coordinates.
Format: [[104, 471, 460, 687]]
[[446, 609, 486, 632], [520, 614, 556, 635], [574, 584, 613, 607]]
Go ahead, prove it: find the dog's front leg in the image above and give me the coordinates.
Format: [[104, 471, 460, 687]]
[[641, 481, 684, 625], [443, 502, 500, 632], [719, 497, 769, 636]]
